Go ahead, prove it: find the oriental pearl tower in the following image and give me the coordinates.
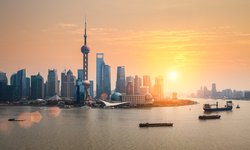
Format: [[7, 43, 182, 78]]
[[81, 19, 91, 105]]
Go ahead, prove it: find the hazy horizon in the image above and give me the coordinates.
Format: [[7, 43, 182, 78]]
[[1, 0, 250, 94]]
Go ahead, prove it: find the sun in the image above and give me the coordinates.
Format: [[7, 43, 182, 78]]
[[168, 71, 177, 80]]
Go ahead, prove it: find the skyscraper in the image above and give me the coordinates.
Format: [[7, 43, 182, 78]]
[[103, 64, 111, 97], [10, 73, 17, 87], [0, 72, 8, 85], [16, 69, 27, 100], [31, 73, 44, 99], [211, 83, 217, 99], [153, 76, 164, 100], [96, 53, 104, 98], [61, 70, 76, 99], [0, 71, 8, 100], [10, 73, 18, 100], [134, 75, 141, 95], [126, 81, 134, 95], [89, 80, 94, 98], [26, 77, 30, 99], [115, 66, 126, 93], [126, 76, 134, 95], [77, 69, 83, 81], [126, 76, 134, 87], [96, 53, 111, 98], [47, 69, 59, 97], [143, 75, 152, 93]]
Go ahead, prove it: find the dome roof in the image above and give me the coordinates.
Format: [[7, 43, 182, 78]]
[[81, 45, 90, 53], [67, 70, 73, 75], [145, 93, 153, 100], [111, 92, 122, 101]]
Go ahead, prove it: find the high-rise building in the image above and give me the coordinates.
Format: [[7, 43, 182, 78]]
[[89, 80, 94, 98], [143, 75, 152, 93], [61, 70, 76, 99], [134, 75, 141, 95], [47, 69, 59, 97], [221, 89, 233, 99], [77, 69, 83, 81], [103, 64, 111, 97], [76, 79, 84, 103], [96, 53, 104, 98], [211, 83, 217, 99], [16, 69, 27, 100], [10, 73, 18, 100], [126, 76, 134, 95], [26, 77, 30, 99], [153, 76, 164, 100], [126, 81, 134, 95], [115, 66, 126, 93], [31, 73, 44, 99], [0, 71, 8, 100], [96, 53, 111, 98], [10, 73, 17, 87], [244, 91, 250, 99], [0, 72, 8, 85], [126, 76, 134, 87]]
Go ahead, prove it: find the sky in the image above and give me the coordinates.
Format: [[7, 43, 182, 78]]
[[0, 0, 250, 95]]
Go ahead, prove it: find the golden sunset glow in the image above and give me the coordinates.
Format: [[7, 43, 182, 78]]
[[168, 71, 177, 81], [0, 0, 250, 95]]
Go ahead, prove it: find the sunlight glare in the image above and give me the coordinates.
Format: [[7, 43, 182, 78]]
[[168, 71, 177, 81]]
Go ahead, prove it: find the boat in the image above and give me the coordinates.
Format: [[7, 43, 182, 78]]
[[139, 122, 173, 127], [199, 115, 221, 120], [236, 104, 240, 109], [203, 101, 233, 112], [8, 118, 25, 121]]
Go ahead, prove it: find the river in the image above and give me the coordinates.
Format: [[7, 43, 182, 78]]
[[0, 99, 250, 150]]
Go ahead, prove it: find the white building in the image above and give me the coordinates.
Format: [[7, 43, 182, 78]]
[[121, 94, 153, 106]]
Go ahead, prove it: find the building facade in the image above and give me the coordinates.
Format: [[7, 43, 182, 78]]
[[96, 53, 111, 99], [16, 69, 27, 100], [0, 72, 8, 101], [115, 66, 126, 93], [153, 76, 164, 100], [121, 94, 154, 106], [134, 75, 141, 95], [143, 75, 152, 93], [31, 73, 44, 99], [47, 69, 59, 97], [61, 70, 76, 99]]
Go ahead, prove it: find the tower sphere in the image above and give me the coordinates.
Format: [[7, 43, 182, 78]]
[[81, 45, 90, 54]]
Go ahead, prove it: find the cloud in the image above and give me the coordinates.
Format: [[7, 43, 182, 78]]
[[58, 23, 78, 29]]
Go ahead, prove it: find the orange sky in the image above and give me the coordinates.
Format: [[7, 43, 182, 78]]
[[1, 0, 250, 95]]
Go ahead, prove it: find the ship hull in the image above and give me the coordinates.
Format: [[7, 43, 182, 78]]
[[199, 115, 221, 120], [203, 107, 232, 112]]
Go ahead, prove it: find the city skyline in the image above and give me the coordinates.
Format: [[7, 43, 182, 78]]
[[1, 0, 250, 93]]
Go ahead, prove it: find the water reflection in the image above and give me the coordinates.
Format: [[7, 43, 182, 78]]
[[1, 107, 61, 133], [0, 119, 11, 135], [31, 111, 43, 123], [48, 107, 61, 118], [18, 112, 33, 128], [16, 111, 43, 129]]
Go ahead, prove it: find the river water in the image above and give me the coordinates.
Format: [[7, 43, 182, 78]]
[[0, 99, 250, 150]]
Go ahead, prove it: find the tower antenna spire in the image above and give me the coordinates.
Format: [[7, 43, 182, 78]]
[[84, 16, 87, 46]]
